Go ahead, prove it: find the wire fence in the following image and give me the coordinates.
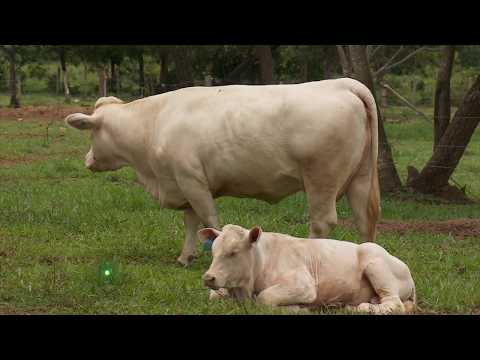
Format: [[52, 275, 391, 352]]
[[376, 132, 480, 199]]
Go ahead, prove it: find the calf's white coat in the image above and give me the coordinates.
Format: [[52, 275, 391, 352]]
[[200, 225, 416, 314]]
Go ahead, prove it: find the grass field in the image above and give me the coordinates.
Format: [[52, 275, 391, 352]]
[[1, 108, 480, 315]]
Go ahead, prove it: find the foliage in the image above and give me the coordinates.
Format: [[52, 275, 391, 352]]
[[0, 45, 479, 100]]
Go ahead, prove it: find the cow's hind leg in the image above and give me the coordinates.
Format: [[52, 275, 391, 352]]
[[307, 195, 338, 239], [304, 177, 338, 239], [346, 171, 376, 243]]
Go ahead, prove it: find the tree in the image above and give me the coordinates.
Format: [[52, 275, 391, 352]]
[[171, 46, 194, 85], [76, 45, 117, 98], [254, 45, 275, 84], [337, 45, 403, 192], [433, 46, 455, 149], [407, 75, 480, 197], [59, 48, 70, 98], [1, 45, 20, 108]]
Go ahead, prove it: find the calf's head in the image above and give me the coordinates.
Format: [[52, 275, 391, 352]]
[[199, 225, 262, 291], [64, 96, 127, 172]]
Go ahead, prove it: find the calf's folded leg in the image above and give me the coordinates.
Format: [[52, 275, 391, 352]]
[[355, 258, 406, 315], [256, 271, 317, 309]]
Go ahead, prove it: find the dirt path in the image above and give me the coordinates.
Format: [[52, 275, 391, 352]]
[[340, 218, 480, 240], [0, 105, 93, 121]]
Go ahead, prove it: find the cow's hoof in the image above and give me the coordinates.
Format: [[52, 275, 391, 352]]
[[177, 254, 196, 267], [356, 303, 374, 313]]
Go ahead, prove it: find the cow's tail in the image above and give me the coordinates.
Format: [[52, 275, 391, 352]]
[[344, 78, 381, 242], [404, 283, 417, 314]]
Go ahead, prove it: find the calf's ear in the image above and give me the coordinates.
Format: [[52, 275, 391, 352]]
[[198, 228, 221, 243], [249, 226, 263, 244], [65, 113, 98, 130]]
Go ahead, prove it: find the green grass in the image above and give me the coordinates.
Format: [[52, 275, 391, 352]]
[[1, 112, 480, 315]]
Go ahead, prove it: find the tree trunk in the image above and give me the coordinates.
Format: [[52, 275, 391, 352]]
[[323, 56, 332, 80], [110, 58, 118, 94], [173, 46, 193, 85], [255, 45, 275, 84], [7, 47, 20, 108], [159, 52, 169, 84], [301, 60, 309, 82], [433, 46, 455, 150], [411, 78, 417, 105], [347, 45, 402, 192], [138, 53, 145, 97], [98, 66, 107, 97], [408, 76, 480, 194], [336, 45, 353, 77], [225, 57, 254, 84], [380, 86, 388, 107], [117, 66, 122, 92], [56, 66, 61, 94], [59, 50, 70, 98]]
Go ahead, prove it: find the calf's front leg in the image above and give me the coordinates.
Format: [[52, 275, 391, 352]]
[[255, 271, 317, 312]]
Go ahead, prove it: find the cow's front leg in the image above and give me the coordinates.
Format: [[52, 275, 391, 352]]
[[177, 208, 202, 266], [177, 177, 220, 230]]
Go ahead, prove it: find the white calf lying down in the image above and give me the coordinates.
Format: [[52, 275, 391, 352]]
[[199, 225, 416, 314]]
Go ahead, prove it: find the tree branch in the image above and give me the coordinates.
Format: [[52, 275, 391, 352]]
[[379, 81, 432, 122], [368, 45, 384, 61], [374, 46, 404, 77], [374, 46, 427, 78]]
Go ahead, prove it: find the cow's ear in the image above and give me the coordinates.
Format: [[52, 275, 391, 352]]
[[249, 226, 263, 244], [65, 113, 97, 130], [198, 228, 221, 243], [95, 96, 124, 109]]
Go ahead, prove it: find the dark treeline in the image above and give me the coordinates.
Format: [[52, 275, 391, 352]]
[[1, 45, 480, 200], [1, 45, 479, 103]]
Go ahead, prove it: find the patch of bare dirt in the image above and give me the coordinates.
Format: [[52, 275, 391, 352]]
[[0, 105, 93, 121], [340, 218, 480, 240]]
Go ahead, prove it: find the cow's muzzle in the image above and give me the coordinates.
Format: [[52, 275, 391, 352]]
[[202, 273, 219, 290]]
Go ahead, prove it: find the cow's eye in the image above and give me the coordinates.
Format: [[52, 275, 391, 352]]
[[227, 251, 237, 258]]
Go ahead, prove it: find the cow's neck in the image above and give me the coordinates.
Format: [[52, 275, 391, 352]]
[[105, 116, 152, 173]]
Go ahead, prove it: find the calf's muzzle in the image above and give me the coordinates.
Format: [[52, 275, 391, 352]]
[[202, 273, 217, 289]]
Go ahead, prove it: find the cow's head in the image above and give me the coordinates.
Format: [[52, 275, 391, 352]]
[[199, 225, 262, 291], [65, 96, 127, 172]]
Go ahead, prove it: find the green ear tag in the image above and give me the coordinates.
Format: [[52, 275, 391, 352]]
[[203, 238, 214, 251]]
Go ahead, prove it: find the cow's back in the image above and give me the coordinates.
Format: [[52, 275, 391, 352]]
[[152, 81, 369, 203]]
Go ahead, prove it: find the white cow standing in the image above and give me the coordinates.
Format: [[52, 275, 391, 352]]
[[199, 225, 416, 314], [65, 78, 380, 266]]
